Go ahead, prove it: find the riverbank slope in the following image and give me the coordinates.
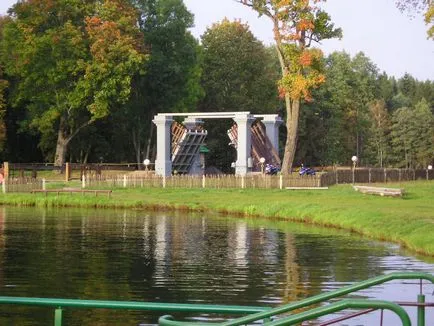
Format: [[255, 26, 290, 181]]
[[0, 181, 433, 256]]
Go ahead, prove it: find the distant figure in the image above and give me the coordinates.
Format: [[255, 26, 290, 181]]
[[0, 173, 3, 184], [265, 164, 279, 175], [299, 164, 316, 176]]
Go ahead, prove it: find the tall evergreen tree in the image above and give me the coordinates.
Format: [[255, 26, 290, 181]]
[[390, 98, 434, 168]]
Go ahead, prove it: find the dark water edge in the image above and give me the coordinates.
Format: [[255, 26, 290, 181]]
[[0, 206, 432, 325]]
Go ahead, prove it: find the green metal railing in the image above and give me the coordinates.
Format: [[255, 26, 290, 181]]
[[0, 297, 268, 326], [160, 299, 412, 326], [0, 272, 432, 325], [160, 272, 434, 326]]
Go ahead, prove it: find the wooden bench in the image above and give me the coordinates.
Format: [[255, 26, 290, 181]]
[[31, 189, 112, 198], [353, 185, 404, 197]]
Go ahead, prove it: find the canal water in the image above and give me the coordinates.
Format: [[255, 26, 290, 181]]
[[0, 207, 432, 325]]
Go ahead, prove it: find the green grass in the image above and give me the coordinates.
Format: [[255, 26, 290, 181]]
[[1, 181, 434, 256]]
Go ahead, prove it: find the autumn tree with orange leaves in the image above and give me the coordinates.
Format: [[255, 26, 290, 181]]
[[238, 0, 341, 174], [1, 0, 148, 166]]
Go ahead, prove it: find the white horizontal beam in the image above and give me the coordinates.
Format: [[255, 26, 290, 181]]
[[157, 112, 251, 118]]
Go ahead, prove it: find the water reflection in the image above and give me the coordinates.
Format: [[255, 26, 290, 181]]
[[0, 207, 432, 325]]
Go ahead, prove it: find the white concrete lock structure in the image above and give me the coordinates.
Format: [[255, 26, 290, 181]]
[[153, 112, 282, 176], [153, 114, 173, 177], [233, 113, 255, 175], [258, 114, 284, 155]]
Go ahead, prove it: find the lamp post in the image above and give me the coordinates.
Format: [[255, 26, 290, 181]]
[[143, 159, 150, 171], [428, 165, 433, 181], [351, 156, 358, 184], [259, 157, 266, 174]]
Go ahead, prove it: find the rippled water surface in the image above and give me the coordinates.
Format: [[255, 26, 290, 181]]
[[0, 207, 433, 325]]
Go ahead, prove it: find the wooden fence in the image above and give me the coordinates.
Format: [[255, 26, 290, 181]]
[[3, 162, 154, 181], [328, 168, 434, 184], [84, 168, 434, 190], [85, 173, 329, 189], [1, 178, 43, 193], [1, 164, 432, 193]]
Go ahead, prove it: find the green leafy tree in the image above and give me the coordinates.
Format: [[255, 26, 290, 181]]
[[1, 0, 148, 166], [238, 0, 342, 174], [200, 19, 278, 113], [0, 72, 7, 153], [123, 0, 203, 164], [375, 73, 397, 108], [199, 19, 279, 171], [305, 51, 377, 166], [390, 98, 434, 168], [365, 99, 391, 167], [0, 16, 10, 155]]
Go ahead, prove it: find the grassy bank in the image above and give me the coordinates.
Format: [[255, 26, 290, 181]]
[[1, 181, 433, 256]]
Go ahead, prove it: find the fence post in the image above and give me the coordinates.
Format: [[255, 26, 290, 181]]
[[399, 169, 402, 182], [384, 168, 387, 183], [2, 179, 5, 194], [241, 176, 245, 189], [82, 175, 86, 189], [65, 162, 70, 182], [123, 175, 127, 188], [417, 294, 425, 326], [42, 178, 46, 191], [335, 169, 339, 185], [279, 174, 283, 190], [427, 169, 429, 181], [162, 176, 166, 189], [202, 175, 206, 188], [369, 168, 372, 184], [54, 307, 63, 326]]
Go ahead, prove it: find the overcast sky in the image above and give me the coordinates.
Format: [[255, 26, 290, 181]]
[[1, 0, 433, 80]]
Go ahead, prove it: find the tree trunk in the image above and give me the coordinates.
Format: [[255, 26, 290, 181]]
[[281, 98, 300, 175], [54, 117, 91, 167], [271, 20, 301, 176], [132, 128, 141, 167], [54, 126, 69, 167], [145, 120, 154, 161]]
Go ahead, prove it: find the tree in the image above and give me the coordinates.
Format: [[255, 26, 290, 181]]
[[365, 99, 391, 167], [200, 19, 278, 113], [0, 69, 7, 153], [199, 19, 279, 171], [1, 0, 148, 166], [238, 0, 341, 174], [124, 0, 203, 165], [299, 51, 377, 166], [390, 99, 434, 168], [0, 16, 10, 155], [396, 0, 434, 39]]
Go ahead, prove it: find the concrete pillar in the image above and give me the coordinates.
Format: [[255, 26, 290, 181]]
[[153, 114, 173, 177], [233, 113, 255, 175], [261, 115, 283, 154]]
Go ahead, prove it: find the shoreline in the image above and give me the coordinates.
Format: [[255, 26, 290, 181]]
[[0, 181, 433, 256]]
